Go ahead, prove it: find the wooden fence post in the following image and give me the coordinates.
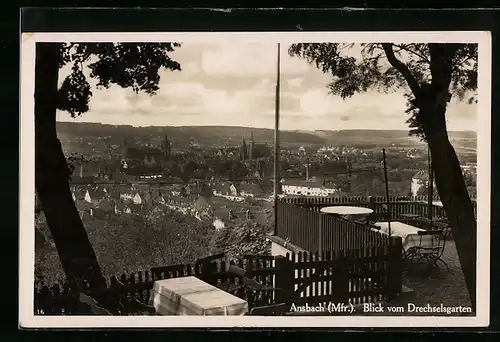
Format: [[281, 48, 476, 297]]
[[274, 255, 295, 305], [318, 213, 323, 255], [199, 261, 218, 286], [367, 196, 376, 210], [386, 236, 403, 302]]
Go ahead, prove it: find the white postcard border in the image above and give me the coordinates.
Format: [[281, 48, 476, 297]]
[[19, 31, 491, 328]]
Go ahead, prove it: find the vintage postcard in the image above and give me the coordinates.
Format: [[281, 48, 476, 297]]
[[19, 31, 491, 328]]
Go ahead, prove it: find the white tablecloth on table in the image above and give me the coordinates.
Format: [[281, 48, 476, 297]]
[[420, 200, 443, 208], [149, 276, 249, 315], [374, 221, 438, 250], [320, 206, 374, 221]]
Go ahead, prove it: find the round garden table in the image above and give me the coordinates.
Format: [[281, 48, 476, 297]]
[[320, 206, 374, 222]]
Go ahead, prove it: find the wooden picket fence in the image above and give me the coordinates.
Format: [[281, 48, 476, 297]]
[[34, 242, 402, 315], [274, 238, 402, 307], [276, 200, 391, 252], [34, 256, 276, 315], [280, 195, 477, 219]]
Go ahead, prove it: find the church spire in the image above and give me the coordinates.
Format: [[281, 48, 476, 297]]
[[248, 131, 255, 160], [163, 133, 171, 157], [122, 136, 128, 160]]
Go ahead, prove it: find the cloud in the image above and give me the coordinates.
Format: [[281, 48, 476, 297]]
[[287, 77, 305, 88], [184, 62, 200, 74], [201, 43, 310, 76], [55, 42, 477, 132]]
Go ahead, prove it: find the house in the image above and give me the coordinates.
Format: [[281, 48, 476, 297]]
[[192, 196, 214, 221], [119, 190, 142, 204], [123, 205, 133, 214], [411, 171, 429, 196], [213, 182, 232, 197], [116, 185, 134, 200], [280, 178, 338, 197], [132, 192, 143, 204], [84, 187, 107, 205], [129, 203, 146, 214], [137, 190, 154, 204], [170, 184, 186, 197], [108, 186, 124, 200], [72, 187, 87, 202], [96, 198, 114, 214], [238, 181, 265, 198], [113, 201, 128, 215], [75, 200, 95, 220], [212, 218, 225, 231], [150, 190, 166, 205], [229, 183, 239, 197]]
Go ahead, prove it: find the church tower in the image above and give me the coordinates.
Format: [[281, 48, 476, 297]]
[[121, 136, 128, 161], [239, 138, 247, 161], [163, 133, 171, 158], [248, 131, 255, 160]]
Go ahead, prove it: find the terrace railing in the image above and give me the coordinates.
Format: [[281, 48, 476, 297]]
[[35, 247, 402, 315], [280, 195, 477, 221], [276, 200, 391, 252]]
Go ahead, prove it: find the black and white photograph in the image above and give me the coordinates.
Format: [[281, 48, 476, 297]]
[[20, 32, 490, 328]]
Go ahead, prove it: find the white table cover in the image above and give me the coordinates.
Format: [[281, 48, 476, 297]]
[[320, 206, 374, 221], [149, 276, 249, 315], [374, 221, 438, 250]]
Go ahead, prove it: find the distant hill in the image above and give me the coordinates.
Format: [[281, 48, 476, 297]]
[[56, 121, 476, 150], [313, 129, 423, 147], [313, 129, 476, 149], [56, 122, 326, 147]]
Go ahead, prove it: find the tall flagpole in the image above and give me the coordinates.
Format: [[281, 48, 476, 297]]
[[273, 43, 281, 235]]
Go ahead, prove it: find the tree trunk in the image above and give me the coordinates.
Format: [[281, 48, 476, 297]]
[[35, 43, 106, 291], [408, 44, 477, 310], [420, 101, 477, 310]]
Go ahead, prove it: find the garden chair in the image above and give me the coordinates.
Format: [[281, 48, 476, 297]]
[[400, 213, 420, 225], [218, 264, 280, 307], [249, 302, 290, 316], [76, 278, 157, 315], [406, 226, 451, 276], [365, 210, 391, 225]]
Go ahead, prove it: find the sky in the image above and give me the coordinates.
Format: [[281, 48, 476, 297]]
[[56, 42, 477, 131]]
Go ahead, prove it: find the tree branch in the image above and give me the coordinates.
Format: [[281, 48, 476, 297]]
[[382, 43, 421, 96], [429, 43, 457, 89], [393, 44, 430, 64]]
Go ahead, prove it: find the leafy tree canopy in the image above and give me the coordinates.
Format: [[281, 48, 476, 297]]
[[288, 43, 477, 139], [56, 43, 182, 117], [211, 221, 270, 261]]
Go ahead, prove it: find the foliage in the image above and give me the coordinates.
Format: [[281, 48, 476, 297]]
[[211, 221, 270, 261], [288, 43, 477, 140], [66, 152, 90, 180], [57, 43, 182, 117], [35, 204, 216, 284], [463, 169, 477, 199]]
